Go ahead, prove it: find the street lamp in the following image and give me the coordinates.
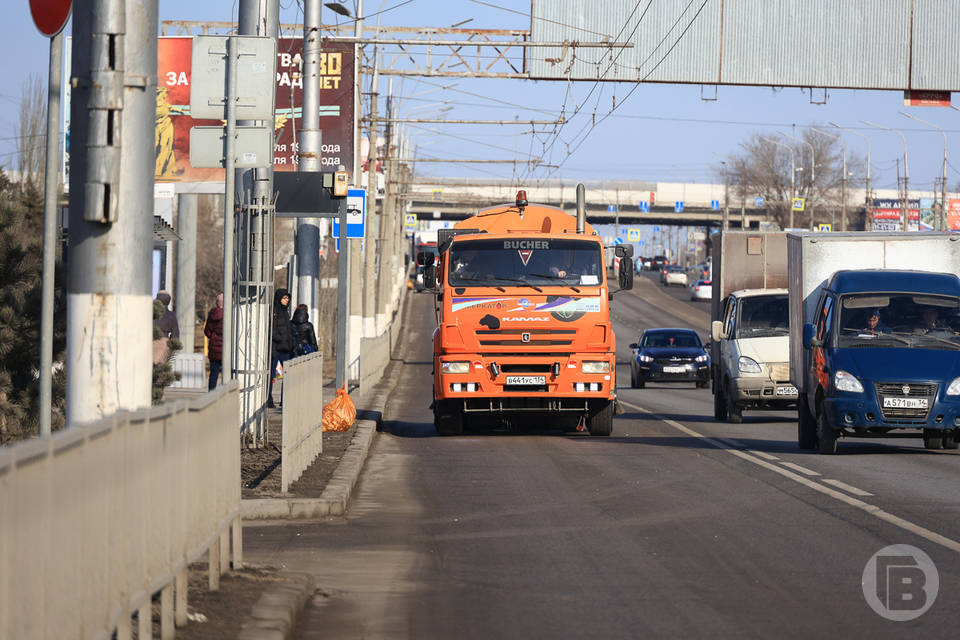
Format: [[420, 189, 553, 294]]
[[862, 120, 910, 231], [812, 127, 846, 231], [830, 122, 872, 228], [760, 136, 797, 229], [779, 131, 816, 229], [901, 111, 947, 231]]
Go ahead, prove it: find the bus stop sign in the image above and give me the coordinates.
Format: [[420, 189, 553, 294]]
[[30, 0, 72, 36]]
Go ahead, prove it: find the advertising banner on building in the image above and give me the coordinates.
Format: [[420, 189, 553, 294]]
[[871, 198, 921, 232], [948, 199, 960, 231], [156, 37, 354, 183]]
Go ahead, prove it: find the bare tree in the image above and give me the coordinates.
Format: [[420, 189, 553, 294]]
[[16, 74, 47, 188], [717, 126, 865, 230]]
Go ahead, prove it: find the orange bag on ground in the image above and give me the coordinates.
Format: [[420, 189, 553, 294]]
[[322, 385, 356, 432]]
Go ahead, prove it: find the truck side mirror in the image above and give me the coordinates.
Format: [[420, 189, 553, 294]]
[[618, 258, 634, 290], [614, 244, 634, 258], [416, 251, 431, 266], [711, 320, 726, 342], [802, 323, 820, 348], [423, 263, 436, 287]]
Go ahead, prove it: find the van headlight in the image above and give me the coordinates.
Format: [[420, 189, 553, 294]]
[[738, 356, 762, 374], [582, 361, 610, 374], [947, 377, 960, 395], [695, 354, 709, 363], [639, 354, 653, 363], [834, 370, 864, 393], [441, 361, 471, 374]]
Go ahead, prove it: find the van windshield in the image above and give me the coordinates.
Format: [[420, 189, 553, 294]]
[[837, 293, 960, 350], [736, 294, 789, 338], [448, 238, 603, 287]]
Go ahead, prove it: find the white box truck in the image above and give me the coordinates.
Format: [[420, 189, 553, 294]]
[[711, 231, 796, 422], [788, 232, 960, 453]]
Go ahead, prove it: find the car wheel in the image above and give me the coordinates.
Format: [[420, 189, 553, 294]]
[[630, 367, 638, 389], [942, 430, 959, 450], [713, 385, 728, 421], [797, 399, 817, 450], [726, 383, 743, 423], [923, 428, 943, 450], [817, 409, 838, 455]]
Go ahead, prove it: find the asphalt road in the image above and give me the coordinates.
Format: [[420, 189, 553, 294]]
[[244, 276, 959, 638]]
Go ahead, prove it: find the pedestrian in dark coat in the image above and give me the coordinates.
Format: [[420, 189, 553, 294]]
[[291, 304, 319, 355], [268, 288, 293, 408], [154, 290, 180, 339], [204, 293, 224, 391]]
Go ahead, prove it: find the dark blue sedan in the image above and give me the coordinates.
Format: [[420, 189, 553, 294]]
[[629, 328, 711, 389]]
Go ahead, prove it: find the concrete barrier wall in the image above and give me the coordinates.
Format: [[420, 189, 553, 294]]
[[359, 271, 410, 391], [0, 383, 241, 639], [281, 351, 324, 492]]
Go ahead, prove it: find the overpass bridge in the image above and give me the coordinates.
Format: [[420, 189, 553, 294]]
[[403, 178, 775, 229]]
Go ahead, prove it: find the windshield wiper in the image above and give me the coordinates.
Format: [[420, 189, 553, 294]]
[[526, 273, 581, 292], [916, 334, 960, 350], [482, 276, 543, 292], [452, 277, 506, 292]]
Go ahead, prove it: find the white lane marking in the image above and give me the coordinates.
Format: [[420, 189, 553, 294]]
[[747, 449, 781, 461], [620, 400, 960, 555], [821, 478, 874, 497], [780, 461, 821, 477]]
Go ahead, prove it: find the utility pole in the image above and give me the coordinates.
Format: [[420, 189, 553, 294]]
[[297, 0, 322, 327], [813, 127, 845, 231], [863, 121, 907, 231], [67, 0, 157, 424], [39, 31, 63, 436], [901, 112, 947, 231], [175, 194, 198, 353], [376, 78, 396, 332], [761, 137, 795, 229], [363, 44, 380, 341], [832, 123, 871, 230]]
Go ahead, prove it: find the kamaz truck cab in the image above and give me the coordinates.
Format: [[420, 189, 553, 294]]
[[419, 189, 634, 436]]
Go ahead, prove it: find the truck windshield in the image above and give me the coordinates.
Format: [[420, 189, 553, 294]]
[[736, 294, 789, 338], [448, 238, 603, 287], [837, 293, 960, 350]]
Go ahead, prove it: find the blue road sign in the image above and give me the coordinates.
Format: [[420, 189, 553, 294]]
[[608, 204, 616, 213], [653, 225, 660, 233], [615, 237, 624, 245], [332, 188, 366, 238], [674, 201, 684, 213], [754, 196, 764, 207], [638, 202, 650, 212], [711, 200, 720, 210], [639, 240, 645, 246]]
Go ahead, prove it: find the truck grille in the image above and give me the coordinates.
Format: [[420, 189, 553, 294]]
[[654, 357, 695, 365], [875, 382, 937, 422], [476, 328, 575, 347]]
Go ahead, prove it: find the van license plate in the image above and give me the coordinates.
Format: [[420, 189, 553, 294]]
[[883, 397, 928, 409], [505, 376, 546, 385], [776, 385, 798, 396]]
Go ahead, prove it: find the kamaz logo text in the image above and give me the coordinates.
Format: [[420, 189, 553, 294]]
[[506, 317, 550, 322]]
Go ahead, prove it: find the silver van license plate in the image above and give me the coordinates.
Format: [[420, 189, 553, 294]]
[[883, 397, 928, 409]]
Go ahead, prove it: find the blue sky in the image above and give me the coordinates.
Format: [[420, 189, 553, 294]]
[[3, 0, 959, 193]]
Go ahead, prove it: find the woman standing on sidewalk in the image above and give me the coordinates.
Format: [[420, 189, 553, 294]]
[[268, 288, 294, 408]]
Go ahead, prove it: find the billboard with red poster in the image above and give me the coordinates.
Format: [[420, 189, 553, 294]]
[[156, 37, 354, 183]]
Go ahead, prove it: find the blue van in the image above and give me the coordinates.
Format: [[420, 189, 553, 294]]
[[799, 270, 960, 454]]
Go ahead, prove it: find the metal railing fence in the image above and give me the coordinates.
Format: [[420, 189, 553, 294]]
[[281, 351, 324, 492]]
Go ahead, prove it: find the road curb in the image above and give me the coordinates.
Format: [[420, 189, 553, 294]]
[[236, 571, 316, 640]]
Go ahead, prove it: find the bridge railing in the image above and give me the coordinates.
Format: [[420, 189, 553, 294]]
[[281, 351, 324, 492], [0, 383, 241, 639]]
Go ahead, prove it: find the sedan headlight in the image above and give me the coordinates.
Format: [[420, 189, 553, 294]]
[[834, 369, 864, 393], [441, 361, 471, 374], [582, 361, 610, 374], [639, 354, 653, 363], [738, 356, 762, 374], [695, 354, 709, 363], [947, 377, 960, 395]]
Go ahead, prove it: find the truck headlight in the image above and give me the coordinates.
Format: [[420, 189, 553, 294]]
[[738, 356, 762, 374], [695, 354, 708, 363], [834, 370, 864, 393], [639, 355, 653, 363], [441, 361, 471, 374], [947, 377, 960, 395], [582, 361, 610, 374]]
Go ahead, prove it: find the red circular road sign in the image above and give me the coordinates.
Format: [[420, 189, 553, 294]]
[[30, 0, 72, 37]]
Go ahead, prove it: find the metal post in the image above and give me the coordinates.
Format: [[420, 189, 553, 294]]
[[175, 194, 198, 353], [780, 131, 814, 228], [336, 198, 350, 388], [222, 36, 238, 381], [40, 32, 63, 437], [833, 123, 871, 230], [297, 0, 322, 325], [863, 121, 907, 230], [812, 127, 845, 231], [67, 0, 157, 424], [901, 112, 947, 231]]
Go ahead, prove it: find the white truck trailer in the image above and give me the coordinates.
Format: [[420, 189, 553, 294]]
[[710, 231, 796, 423]]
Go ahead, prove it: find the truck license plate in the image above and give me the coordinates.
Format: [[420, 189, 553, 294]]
[[505, 375, 546, 385], [663, 366, 686, 373], [776, 385, 798, 396], [883, 396, 928, 409]]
